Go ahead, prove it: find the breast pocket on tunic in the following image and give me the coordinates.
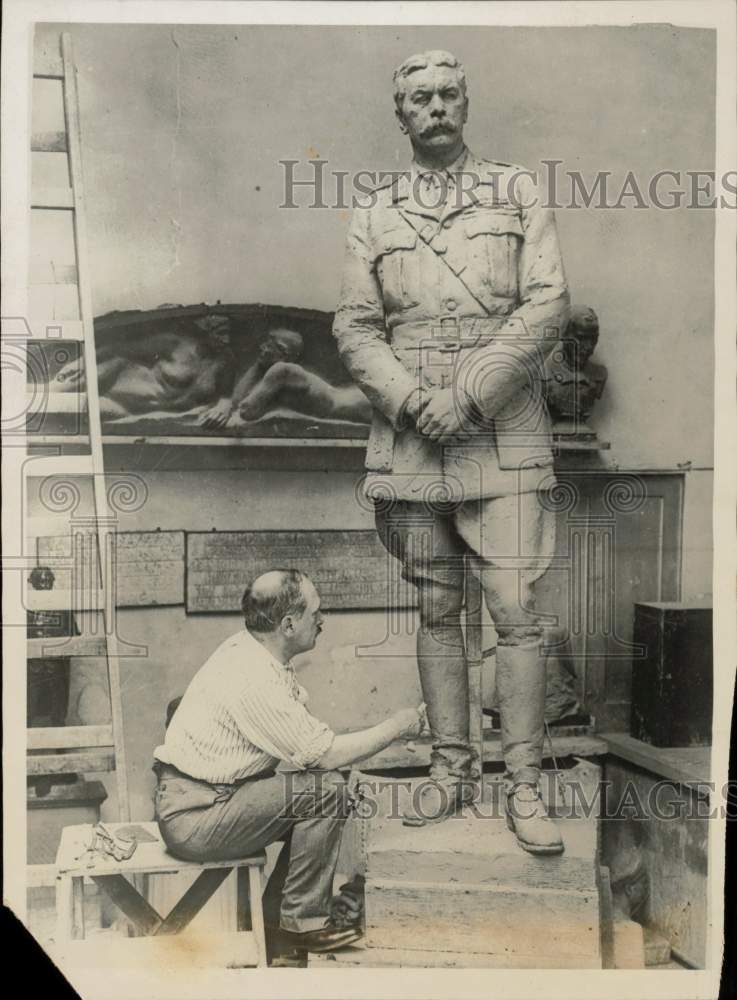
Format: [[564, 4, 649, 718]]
[[374, 229, 421, 311], [465, 209, 523, 299]]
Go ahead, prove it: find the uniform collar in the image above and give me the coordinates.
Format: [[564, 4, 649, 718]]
[[410, 145, 470, 185], [395, 147, 495, 222]]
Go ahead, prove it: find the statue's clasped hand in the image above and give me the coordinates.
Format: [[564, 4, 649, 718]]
[[415, 387, 473, 442]]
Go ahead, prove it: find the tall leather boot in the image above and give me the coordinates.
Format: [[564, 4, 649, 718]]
[[496, 640, 564, 855], [402, 619, 476, 827]]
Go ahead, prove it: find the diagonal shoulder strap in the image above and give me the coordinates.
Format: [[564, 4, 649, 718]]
[[395, 208, 494, 319]]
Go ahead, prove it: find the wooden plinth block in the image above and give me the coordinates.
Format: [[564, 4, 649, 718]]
[[356, 770, 602, 966], [365, 877, 600, 959]]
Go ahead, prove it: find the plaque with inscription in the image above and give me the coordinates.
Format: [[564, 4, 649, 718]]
[[37, 531, 185, 607], [186, 530, 416, 613]]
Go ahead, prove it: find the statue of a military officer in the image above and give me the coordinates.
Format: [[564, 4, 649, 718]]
[[333, 51, 571, 854]]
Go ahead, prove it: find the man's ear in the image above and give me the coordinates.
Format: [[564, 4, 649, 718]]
[[395, 108, 408, 135], [281, 615, 295, 636]]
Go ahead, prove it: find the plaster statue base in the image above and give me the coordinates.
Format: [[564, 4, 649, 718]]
[[317, 763, 604, 968]]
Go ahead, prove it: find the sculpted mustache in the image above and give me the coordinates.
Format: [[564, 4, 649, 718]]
[[423, 122, 456, 135]]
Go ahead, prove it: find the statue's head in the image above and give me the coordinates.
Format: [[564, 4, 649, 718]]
[[29, 566, 55, 590], [259, 328, 304, 366], [393, 50, 468, 156], [563, 306, 599, 369]]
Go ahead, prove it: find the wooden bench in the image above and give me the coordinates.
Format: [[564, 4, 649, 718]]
[[54, 822, 267, 968]]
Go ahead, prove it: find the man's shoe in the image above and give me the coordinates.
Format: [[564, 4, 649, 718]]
[[505, 782, 565, 855], [276, 921, 363, 953]]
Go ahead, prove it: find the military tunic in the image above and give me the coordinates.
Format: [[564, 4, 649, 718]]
[[333, 149, 570, 502]]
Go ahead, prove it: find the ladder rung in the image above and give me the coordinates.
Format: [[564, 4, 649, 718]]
[[24, 454, 95, 477], [34, 42, 64, 79], [31, 130, 67, 153], [27, 636, 109, 658], [27, 750, 116, 775], [28, 725, 114, 751], [34, 61, 64, 80], [31, 186, 74, 210], [28, 320, 85, 340], [26, 588, 105, 612]]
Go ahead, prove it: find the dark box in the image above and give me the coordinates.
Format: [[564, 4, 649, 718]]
[[630, 601, 713, 747]]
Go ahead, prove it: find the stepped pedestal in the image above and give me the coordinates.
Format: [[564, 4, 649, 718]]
[[314, 764, 604, 969]]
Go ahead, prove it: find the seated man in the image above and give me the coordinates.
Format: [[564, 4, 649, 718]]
[[153, 568, 423, 954]]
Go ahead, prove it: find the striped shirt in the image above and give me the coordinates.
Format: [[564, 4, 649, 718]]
[[153, 629, 335, 783]]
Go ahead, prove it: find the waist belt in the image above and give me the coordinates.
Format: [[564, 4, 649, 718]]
[[153, 760, 276, 785], [390, 315, 506, 348]]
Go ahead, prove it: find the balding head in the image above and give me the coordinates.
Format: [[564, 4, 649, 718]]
[[241, 568, 309, 633], [393, 50, 467, 111]]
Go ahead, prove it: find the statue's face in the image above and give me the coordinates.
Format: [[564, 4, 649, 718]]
[[396, 65, 468, 154], [564, 330, 598, 369], [259, 330, 303, 366], [577, 333, 598, 367]]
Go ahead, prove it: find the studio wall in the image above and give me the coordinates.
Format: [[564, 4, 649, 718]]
[[27, 21, 716, 820]]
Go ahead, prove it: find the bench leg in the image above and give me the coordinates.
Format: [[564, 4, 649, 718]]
[[72, 877, 86, 940], [56, 874, 85, 942], [236, 866, 251, 932], [248, 866, 268, 968], [55, 874, 73, 943]]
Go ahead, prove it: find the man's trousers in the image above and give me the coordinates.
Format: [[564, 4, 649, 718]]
[[153, 763, 351, 932]]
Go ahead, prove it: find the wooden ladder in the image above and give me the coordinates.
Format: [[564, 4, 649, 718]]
[[26, 33, 130, 832]]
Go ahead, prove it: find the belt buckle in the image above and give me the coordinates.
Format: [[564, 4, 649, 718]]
[[434, 314, 460, 347], [424, 316, 460, 390]]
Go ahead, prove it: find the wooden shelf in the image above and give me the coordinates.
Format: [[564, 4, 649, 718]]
[[25, 435, 610, 451], [28, 435, 368, 448], [601, 732, 711, 789]]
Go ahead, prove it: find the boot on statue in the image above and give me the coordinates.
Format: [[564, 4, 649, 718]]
[[496, 640, 564, 855], [402, 583, 479, 826]]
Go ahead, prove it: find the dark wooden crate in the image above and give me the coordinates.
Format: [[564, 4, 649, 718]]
[[630, 601, 712, 747]]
